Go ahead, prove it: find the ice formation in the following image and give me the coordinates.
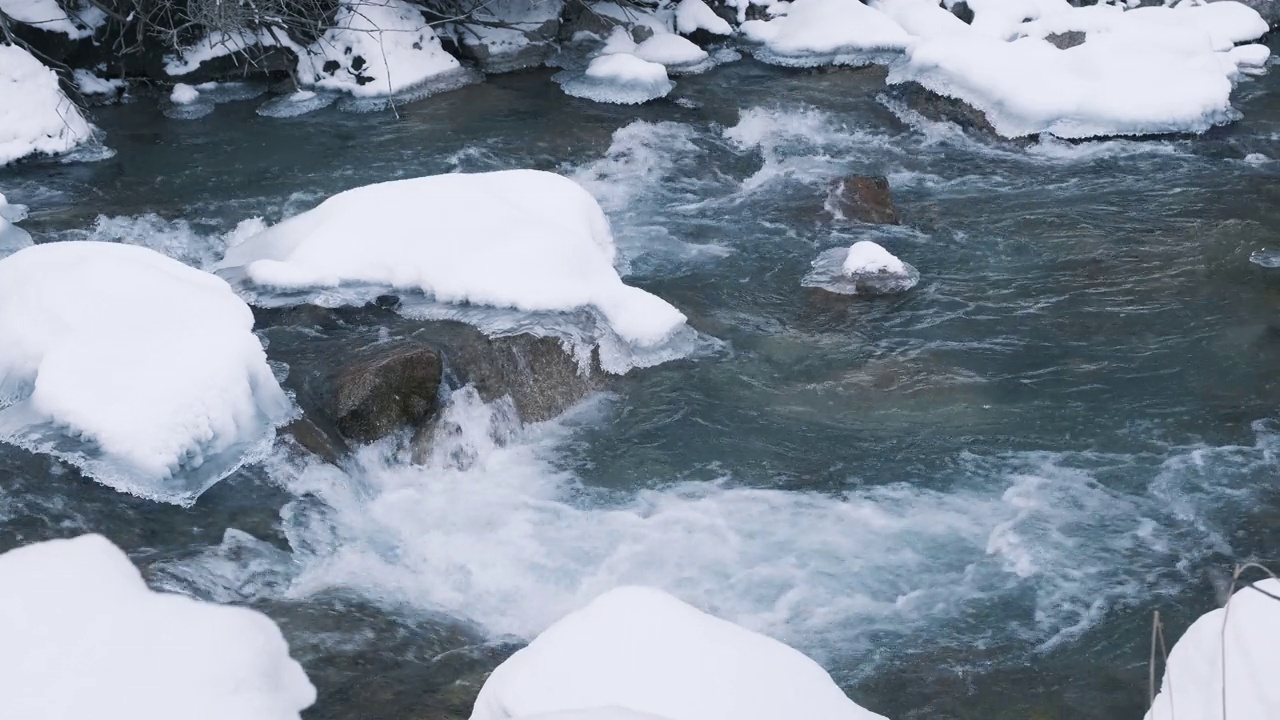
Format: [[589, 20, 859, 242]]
[[0, 534, 316, 720], [1146, 578, 1280, 720], [0, 192, 32, 255], [214, 170, 689, 371], [469, 586, 889, 720], [0, 242, 294, 505], [0, 44, 97, 165]]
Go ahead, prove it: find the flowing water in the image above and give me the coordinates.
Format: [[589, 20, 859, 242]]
[[3, 46, 1280, 720]]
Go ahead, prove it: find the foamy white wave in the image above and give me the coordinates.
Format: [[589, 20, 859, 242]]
[[192, 390, 1280, 668], [56, 214, 266, 269], [724, 106, 898, 191]]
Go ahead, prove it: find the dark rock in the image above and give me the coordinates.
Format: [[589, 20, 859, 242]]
[[455, 19, 560, 74], [1045, 30, 1086, 50], [829, 175, 900, 225], [630, 24, 655, 43], [1218, 0, 1280, 27], [949, 1, 974, 24], [331, 343, 444, 443], [885, 80, 1004, 138]]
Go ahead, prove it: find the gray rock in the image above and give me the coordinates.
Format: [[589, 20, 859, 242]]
[[1045, 30, 1085, 49]]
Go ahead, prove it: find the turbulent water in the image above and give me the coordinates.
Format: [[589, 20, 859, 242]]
[[4, 48, 1280, 720]]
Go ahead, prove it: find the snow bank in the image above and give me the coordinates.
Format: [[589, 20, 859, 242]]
[[73, 69, 125, 99], [297, 0, 476, 99], [469, 586, 888, 720], [0, 45, 96, 165], [214, 170, 688, 371], [0, 0, 104, 38], [741, 0, 912, 67], [0, 534, 315, 720], [802, 241, 919, 295], [676, 0, 732, 36], [0, 242, 293, 505], [883, 0, 1272, 138], [1146, 578, 1280, 720], [164, 28, 302, 77]]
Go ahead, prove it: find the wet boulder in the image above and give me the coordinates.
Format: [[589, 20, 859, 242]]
[[828, 175, 900, 225], [331, 343, 444, 443]]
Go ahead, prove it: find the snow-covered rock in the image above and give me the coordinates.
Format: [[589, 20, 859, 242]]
[[634, 33, 712, 74], [297, 0, 477, 100], [469, 586, 888, 720], [0, 534, 316, 720], [802, 241, 920, 295], [560, 51, 676, 103], [1146, 578, 1280, 720], [0, 242, 294, 505], [164, 28, 303, 78], [73, 69, 125, 101], [454, 0, 564, 73], [0, 0, 105, 38], [214, 170, 688, 371], [170, 83, 200, 105], [741, 0, 912, 67], [0, 44, 96, 165], [882, 0, 1272, 138], [675, 0, 733, 36]]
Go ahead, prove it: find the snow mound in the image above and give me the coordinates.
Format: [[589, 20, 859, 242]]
[[803, 241, 919, 295], [675, 0, 732, 36], [1146, 578, 1280, 720], [298, 0, 476, 99], [214, 170, 690, 372], [0, 534, 316, 720], [560, 52, 675, 104], [634, 33, 712, 74], [883, 0, 1272, 138], [0, 242, 294, 505], [171, 83, 200, 105], [741, 0, 912, 67], [73, 69, 125, 99], [469, 586, 888, 720], [0, 45, 96, 165], [164, 28, 302, 77]]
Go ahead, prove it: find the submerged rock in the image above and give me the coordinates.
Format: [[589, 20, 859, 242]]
[[828, 175, 900, 225]]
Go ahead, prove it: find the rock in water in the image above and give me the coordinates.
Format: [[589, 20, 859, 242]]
[[1250, 249, 1280, 268], [333, 343, 444, 443], [828, 176, 900, 225], [802, 241, 920, 296]]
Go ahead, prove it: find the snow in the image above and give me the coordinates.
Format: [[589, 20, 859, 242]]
[[469, 586, 889, 720], [883, 0, 1272, 138], [675, 0, 733, 35], [803, 241, 920, 295], [0, 242, 294, 505], [297, 0, 471, 98], [73, 69, 125, 98], [741, 0, 912, 67], [634, 33, 712, 72], [0, 534, 316, 720], [0, 192, 32, 256], [0, 0, 105, 38], [164, 28, 302, 77], [214, 170, 688, 366], [0, 45, 96, 166], [560, 52, 675, 104], [842, 240, 908, 275], [1145, 578, 1280, 720], [170, 83, 200, 105]]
